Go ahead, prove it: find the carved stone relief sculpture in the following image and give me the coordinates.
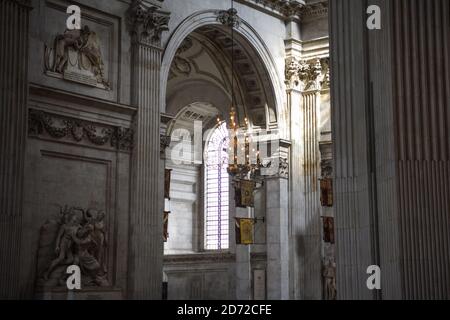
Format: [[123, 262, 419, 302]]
[[36, 206, 109, 288], [44, 26, 110, 90], [169, 37, 194, 78]]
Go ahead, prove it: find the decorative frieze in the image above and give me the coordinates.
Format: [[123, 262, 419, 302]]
[[126, 0, 170, 46], [28, 109, 133, 152]]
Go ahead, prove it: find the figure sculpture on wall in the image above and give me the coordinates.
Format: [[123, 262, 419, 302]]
[[322, 259, 337, 300], [37, 206, 109, 288], [45, 26, 110, 89]]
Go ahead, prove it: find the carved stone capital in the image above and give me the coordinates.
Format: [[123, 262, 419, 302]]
[[285, 56, 301, 89], [278, 157, 289, 179], [299, 58, 322, 91], [126, 0, 170, 46], [216, 8, 241, 28], [285, 57, 330, 91], [320, 57, 330, 90]]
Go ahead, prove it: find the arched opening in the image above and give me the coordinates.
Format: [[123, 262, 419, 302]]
[[162, 20, 278, 300]]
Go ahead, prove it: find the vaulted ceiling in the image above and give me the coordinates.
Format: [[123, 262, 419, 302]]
[[166, 25, 277, 130]]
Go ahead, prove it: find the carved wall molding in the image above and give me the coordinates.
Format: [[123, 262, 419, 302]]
[[216, 8, 242, 28], [164, 253, 235, 264], [28, 109, 134, 152], [126, 0, 170, 46]]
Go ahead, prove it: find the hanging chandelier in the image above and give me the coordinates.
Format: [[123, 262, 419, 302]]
[[219, 1, 262, 180], [223, 106, 262, 179]]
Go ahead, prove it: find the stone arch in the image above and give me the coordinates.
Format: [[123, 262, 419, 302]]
[[161, 10, 286, 134]]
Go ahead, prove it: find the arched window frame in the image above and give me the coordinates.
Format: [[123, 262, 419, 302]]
[[203, 122, 230, 251]]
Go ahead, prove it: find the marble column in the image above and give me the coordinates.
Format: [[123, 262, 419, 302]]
[[265, 142, 290, 300], [330, 0, 450, 299], [300, 80, 322, 300], [286, 56, 325, 299], [126, 0, 170, 300], [0, 0, 31, 299], [285, 56, 305, 299]]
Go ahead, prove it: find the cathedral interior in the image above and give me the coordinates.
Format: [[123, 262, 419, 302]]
[[0, 0, 449, 301]]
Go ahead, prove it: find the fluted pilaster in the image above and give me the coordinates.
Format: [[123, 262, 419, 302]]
[[392, 0, 450, 299], [0, 0, 31, 299], [286, 56, 326, 299], [126, 0, 170, 300], [330, 0, 450, 300]]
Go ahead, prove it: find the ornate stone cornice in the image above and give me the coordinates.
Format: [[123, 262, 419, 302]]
[[300, 1, 328, 21], [252, 0, 304, 18], [28, 109, 134, 152], [216, 8, 242, 28], [126, 0, 170, 46], [238, 0, 327, 20]]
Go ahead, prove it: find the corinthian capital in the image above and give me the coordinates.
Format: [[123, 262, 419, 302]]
[[299, 59, 322, 91], [126, 0, 170, 46], [285, 57, 301, 89]]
